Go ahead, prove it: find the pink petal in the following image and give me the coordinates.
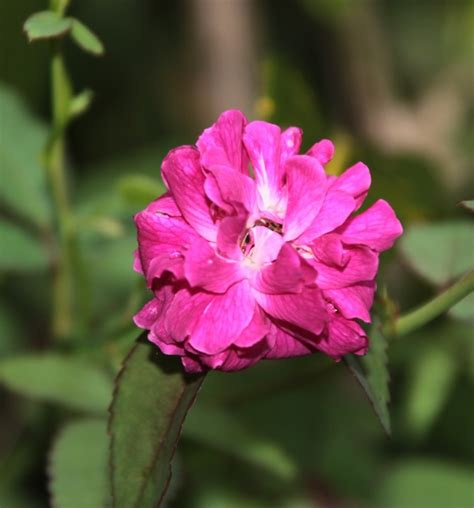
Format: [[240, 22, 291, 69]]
[[313, 246, 379, 289], [189, 280, 255, 354], [330, 162, 371, 209], [296, 190, 356, 243], [134, 298, 162, 329], [254, 288, 327, 336], [181, 356, 205, 373], [280, 127, 302, 164], [196, 109, 249, 174], [161, 146, 217, 241], [164, 289, 212, 342], [307, 139, 335, 165], [317, 316, 368, 359], [243, 120, 283, 209], [184, 236, 245, 293], [148, 333, 185, 356], [204, 165, 256, 213], [216, 213, 247, 260], [311, 233, 349, 268], [133, 250, 144, 274], [135, 210, 198, 284], [201, 340, 269, 371], [283, 155, 327, 241], [265, 324, 314, 359], [234, 307, 271, 348], [323, 281, 376, 323], [250, 226, 285, 265], [338, 199, 403, 252], [145, 193, 181, 216], [251, 243, 316, 294]]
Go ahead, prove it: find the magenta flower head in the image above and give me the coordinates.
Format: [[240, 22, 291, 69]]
[[133, 110, 403, 373]]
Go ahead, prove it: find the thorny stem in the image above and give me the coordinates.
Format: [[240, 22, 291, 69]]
[[386, 269, 474, 338]]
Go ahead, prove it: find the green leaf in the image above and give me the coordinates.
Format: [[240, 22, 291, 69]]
[[400, 221, 474, 286], [108, 338, 204, 508], [70, 18, 105, 56], [449, 290, 474, 321], [49, 419, 110, 508], [0, 83, 51, 226], [184, 405, 297, 480], [345, 323, 391, 434], [117, 174, 166, 208], [459, 199, 474, 212], [23, 11, 72, 42], [376, 460, 474, 508], [68, 89, 94, 119], [0, 354, 112, 414], [0, 220, 48, 271], [403, 343, 457, 438]]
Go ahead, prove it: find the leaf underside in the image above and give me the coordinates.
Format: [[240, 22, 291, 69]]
[[108, 336, 204, 508], [345, 322, 391, 435]]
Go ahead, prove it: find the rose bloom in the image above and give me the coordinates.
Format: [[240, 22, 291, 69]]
[[133, 110, 402, 373]]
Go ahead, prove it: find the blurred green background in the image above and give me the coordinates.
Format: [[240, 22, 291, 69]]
[[1, 0, 473, 507]]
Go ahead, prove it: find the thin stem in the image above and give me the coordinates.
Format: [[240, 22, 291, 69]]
[[388, 269, 474, 338], [47, 36, 79, 339]]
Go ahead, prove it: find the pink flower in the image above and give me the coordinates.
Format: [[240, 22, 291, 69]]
[[133, 110, 403, 373]]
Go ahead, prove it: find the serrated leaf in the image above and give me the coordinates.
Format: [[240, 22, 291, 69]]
[[70, 18, 105, 56], [459, 199, 474, 212], [0, 220, 48, 271], [345, 322, 391, 434], [400, 221, 474, 286], [49, 419, 110, 508], [23, 11, 72, 42], [0, 354, 112, 414], [108, 337, 204, 508], [0, 83, 51, 226], [184, 404, 297, 480]]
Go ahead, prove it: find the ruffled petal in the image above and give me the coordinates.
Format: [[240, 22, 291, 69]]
[[188, 280, 255, 354], [313, 246, 378, 289], [330, 162, 371, 209], [184, 236, 245, 293], [317, 316, 368, 359], [311, 233, 349, 268], [323, 281, 376, 323], [234, 306, 271, 347], [216, 213, 247, 260], [280, 127, 302, 164], [265, 324, 314, 359], [307, 139, 334, 165], [196, 109, 249, 174], [243, 120, 283, 210], [296, 190, 356, 243], [283, 155, 327, 241], [338, 199, 403, 252], [254, 288, 327, 336], [251, 243, 316, 294], [161, 146, 217, 241]]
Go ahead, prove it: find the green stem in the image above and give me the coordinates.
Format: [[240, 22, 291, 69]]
[[388, 269, 474, 338], [48, 44, 75, 339]]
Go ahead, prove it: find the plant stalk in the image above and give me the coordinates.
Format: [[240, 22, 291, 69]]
[[387, 269, 474, 338]]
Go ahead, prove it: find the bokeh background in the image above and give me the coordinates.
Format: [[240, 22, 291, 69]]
[[1, 0, 473, 507]]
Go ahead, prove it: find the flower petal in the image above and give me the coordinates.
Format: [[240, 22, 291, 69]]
[[254, 288, 327, 336], [243, 120, 282, 209], [161, 146, 217, 241], [330, 162, 371, 209], [307, 139, 334, 165], [296, 190, 356, 243], [265, 324, 314, 359], [252, 243, 316, 294], [196, 109, 249, 174], [311, 233, 349, 268], [216, 213, 247, 260], [323, 281, 376, 323], [184, 236, 245, 293], [189, 280, 255, 354], [234, 306, 271, 348], [338, 199, 403, 252], [313, 246, 378, 289], [280, 127, 302, 164], [317, 316, 368, 359], [283, 155, 327, 241]]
